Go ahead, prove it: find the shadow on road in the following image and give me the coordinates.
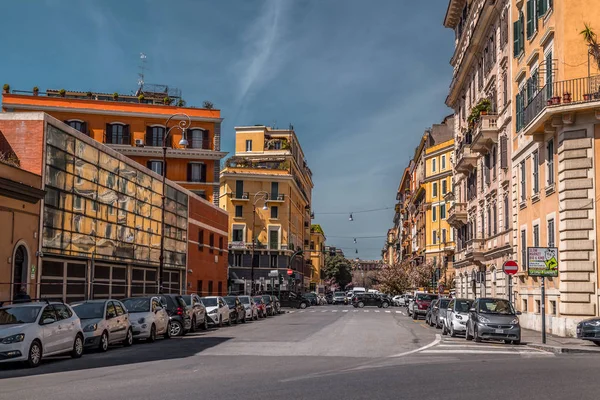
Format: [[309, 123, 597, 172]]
[[0, 333, 232, 379]]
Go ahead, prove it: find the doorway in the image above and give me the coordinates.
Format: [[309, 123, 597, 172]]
[[12, 245, 28, 298]]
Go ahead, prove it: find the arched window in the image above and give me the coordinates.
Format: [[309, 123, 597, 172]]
[[66, 120, 87, 135], [12, 245, 28, 299], [188, 129, 208, 149], [145, 126, 167, 147], [106, 123, 130, 145]]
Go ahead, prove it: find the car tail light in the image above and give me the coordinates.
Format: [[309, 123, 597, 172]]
[[176, 306, 184, 316]]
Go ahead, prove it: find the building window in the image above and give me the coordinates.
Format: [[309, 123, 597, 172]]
[[535, 299, 541, 313], [432, 158, 437, 172], [550, 300, 557, 316], [493, 206, 497, 235], [208, 281, 213, 296], [504, 196, 509, 230], [532, 151, 539, 194], [271, 182, 279, 199], [440, 203, 446, 219], [442, 179, 447, 195], [442, 229, 447, 244], [491, 146, 497, 180], [188, 129, 208, 149], [106, 123, 129, 144], [487, 208, 492, 238], [268, 227, 280, 250], [522, 298, 528, 312], [503, 73, 508, 107], [514, 11, 525, 57], [209, 233, 214, 253], [235, 205, 243, 218], [520, 160, 526, 202], [147, 160, 164, 176], [233, 254, 242, 267], [432, 182, 438, 197], [187, 163, 206, 182], [146, 126, 166, 147], [219, 237, 223, 256], [199, 229, 204, 251], [547, 139, 554, 186], [526, 0, 538, 40], [218, 281, 223, 296], [432, 230, 437, 245], [521, 229, 527, 269], [547, 218, 555, 247], [197, 280, 203, 295], [235, 180, 244, 199], [432, 206, 437, 222], [533, 224, 540, 247], [245, 140, 252, 152], [310, 241, 315, 250], [232, 226, 244, 242], [271, 206, 278, 219], [66, 120, 87, 134], [270, 255, 278, 268], [441, 155, 446, 170]]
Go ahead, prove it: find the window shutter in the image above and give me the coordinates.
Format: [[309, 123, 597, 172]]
[[123, 125, 130, 144], [513, 21, 520, 57], [201, 164, 207, 183], [106, 124, 112, 143], [81, 122, 88, 136], [146, 161, 152, 170], [537, 0, 545, 17], [526, 0, 533, 39], [145, 126, 152, 145], [187, 163, 192, 181], [500, 136, 508, 168]]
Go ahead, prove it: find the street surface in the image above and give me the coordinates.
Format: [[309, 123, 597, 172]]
[[1, 305, 598, 400]]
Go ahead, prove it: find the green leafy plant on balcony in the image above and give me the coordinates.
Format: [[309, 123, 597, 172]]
[[86, 91, 93, 98], [2, 83, 9, 93], [281, 138, 290, 149], [113, 92, 119, 100], [202, 100, 214, 109], [163, 96, 172, 105], [59, 89, 66, 97], [581, 23, 600, 71], [33, 86, 39, 95], [138, 94, 145, 102], [467, 98, 492, 126]]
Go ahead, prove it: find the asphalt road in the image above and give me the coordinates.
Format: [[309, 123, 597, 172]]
[[1, 304, 598, 400]]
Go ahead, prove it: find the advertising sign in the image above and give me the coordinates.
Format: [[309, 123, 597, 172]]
[[527, 247, 559, 277]]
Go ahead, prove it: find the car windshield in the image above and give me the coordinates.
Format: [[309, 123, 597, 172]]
[[262, 296, 271, 304], [223, 297, 237, 306], [253, 297, 263, 304], [439, 299, 450, 308], [239, 297, 250, 304], [0, 306, 41, 324], [201, 298, 218, 307], [334, 292, 345, 296], [478, 299, 515, 315], [181, 295, 191, 305], [416, 294, 436, 301], [455, 300, 473, 312], [122, 298, 150, 313], [72, 302, 105, 319]]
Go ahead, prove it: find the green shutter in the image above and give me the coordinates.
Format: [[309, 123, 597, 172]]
[[513, 20, 520, 57], [537, 0, 547, 17], [526, 0, 534, 39]]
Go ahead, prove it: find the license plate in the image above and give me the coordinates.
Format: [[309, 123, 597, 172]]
[[495, 329, 504, 334]]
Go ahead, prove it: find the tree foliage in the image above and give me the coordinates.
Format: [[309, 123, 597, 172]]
[[581, 23, 600, 71], [323, 255, 352, 289], [375, 262, 437, 295]]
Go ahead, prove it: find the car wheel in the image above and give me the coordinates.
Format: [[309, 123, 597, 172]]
[[466, 324, 474, 341], [513, 339, 521, 345], [504, 339, 512, 344], [253, 311, 258, 320], [148, 324, 157, 342], [124, 328, 133, 347], [164, 322, 172, 339], [170, 320, 183, 337], [593, 341, 600, 347], [202, 317, 208, 331], [99, 331, 109, 352], [190, 317, 197, 333], [26, 340, 42, 368], [219, 315, 223, 327], [449, 324, 456, 338], [474, 325, 481, 342], [412, 310, 418, 320], [358, 302, 365, 308], [242, 315, 247, 323], [227, 316, 232, 326], [71, 334, 84, 358], [382, 302, 389, 309]]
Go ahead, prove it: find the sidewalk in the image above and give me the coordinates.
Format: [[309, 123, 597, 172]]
[[522, 328, 600, 354]]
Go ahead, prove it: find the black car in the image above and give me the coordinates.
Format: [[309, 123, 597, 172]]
[[279, 291, 310, 309], [224, 296, 246, 324], [352, 293, 390, 308], [150, 294, 192, 337], [303, 293, 318, 306], [577, 317, 600, 346], [261, 295, 276, 316]]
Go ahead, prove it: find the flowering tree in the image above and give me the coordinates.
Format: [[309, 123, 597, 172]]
[[375, 262, 410, 295]]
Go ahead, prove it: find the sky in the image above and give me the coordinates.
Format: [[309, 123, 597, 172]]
[[0, 0, 455, 260]]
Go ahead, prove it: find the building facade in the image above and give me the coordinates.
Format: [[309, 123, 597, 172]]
[[0, 112, 228, 301], [444, 0, 514, 302], [2, 88, 226, 205], [221, 125, 314, 294], [309, 224, 326, 290]]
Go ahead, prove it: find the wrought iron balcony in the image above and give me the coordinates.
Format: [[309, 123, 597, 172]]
[[470, 114, 499, 154], [447, 202, 468, 227], [455, 136, 478, 175]]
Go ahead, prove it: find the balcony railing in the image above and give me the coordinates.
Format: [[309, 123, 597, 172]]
[[225, 157, 290, 171], [232, 192, 249, 200], [145, 135, 172, 148], [522, 75, 600, 130], [103, 132, 131, 145], [447, 202, 468, 227], [187, 138, 212, 150]]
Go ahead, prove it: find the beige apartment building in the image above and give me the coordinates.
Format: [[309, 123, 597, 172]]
[[444, 0, 514, 301], [220, 125, 314, 294]]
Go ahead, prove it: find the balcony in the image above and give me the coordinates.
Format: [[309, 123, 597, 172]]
[[455, 140, 478, 175], [470, 114, 499, 154], [187, 137, 212, 151], [464, 238, 485, 263], [231, 192, 249, 201], [266, 193, 285, 202], [224, 157, 291, 174], [521, 75, 600, 134], [447, 202, 468, 227]]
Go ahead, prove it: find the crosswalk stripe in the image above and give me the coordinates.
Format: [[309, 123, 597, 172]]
[[353, 310, 358, 312], [310, 311, 315, 313], [395, 311, 402, 314], [332, 310, 338, 312], [374, 310, 380, 313], [343, 310, 348, 312], [289, 311, 295, 314], [321, 310, 327, 313], [299, 311, 305, 313], [385, 311, 391, 313], [421, 350, 521, 355], [363, 310, 369, 313]]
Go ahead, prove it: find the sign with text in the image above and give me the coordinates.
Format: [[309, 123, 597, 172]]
[[527, 247, 559, 277]]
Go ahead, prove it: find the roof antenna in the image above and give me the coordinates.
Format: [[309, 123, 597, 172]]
[[136, 53, 147, 96]]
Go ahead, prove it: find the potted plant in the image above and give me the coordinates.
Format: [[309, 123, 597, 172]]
[[86, 91, 93, 99], [2, 84, 9, 94], [33, 86, 39, 96], [112, 92, 119, 101], [138, 94, 145, 103], [563, 92, 572, 103], [177, 99, 186, 107], [551, 96, 561, 105], [59, 89, 66, 97], [163, 96, 172, 105], [584, 93, 593, 101], [547, 99, 553, 106]]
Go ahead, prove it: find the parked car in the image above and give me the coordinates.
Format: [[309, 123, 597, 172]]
[[238, 295, 258, 320], [224, 296, 246, 324], [150, 294, 192, 337], [410, 293, 437, 320], [402, 295, 413, 307], [261, 295, 276, 316], [352, 293, 390, 308], [0, 301, 84, 367], [303, 293, 318, 306], [201, 296, 231, 326], [435, 298, 451, 329], [325, 293, 334, 304], [122, 296, 170, 342], [332, 291, 348, 305], [253, 296, 268, 317], [425, 299, 439, 326], [444, 298, 473, 337], [577, 317, 600, 346], [465, 298, 521, 344], [272, 296, 282, 314], [72, 299, 133, 352], [181, 294, 208, 332], [278, 291, 310, 309], [391, 295, 403, 307], [317, 295, 327, 305]]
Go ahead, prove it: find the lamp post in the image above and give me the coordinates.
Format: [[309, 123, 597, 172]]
[[251, 191, 269, 295], [158, 113, 191, 293]]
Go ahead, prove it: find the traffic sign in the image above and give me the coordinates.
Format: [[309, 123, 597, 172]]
[[503, 260, 519, 275], [287, 269, 293, 276], [438, 284, 444, 294]]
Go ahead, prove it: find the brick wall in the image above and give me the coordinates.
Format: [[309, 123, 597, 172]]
[[0, 120, 45, 175]]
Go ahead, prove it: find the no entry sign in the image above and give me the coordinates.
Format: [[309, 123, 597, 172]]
[[503, 260, 519, 275], [287, 269, 293, 276]]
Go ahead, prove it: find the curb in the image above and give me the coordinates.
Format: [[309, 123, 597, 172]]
[[527, 343, 600, 354]]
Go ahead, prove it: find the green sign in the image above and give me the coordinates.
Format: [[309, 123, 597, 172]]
[[527, 247, 559, 277]]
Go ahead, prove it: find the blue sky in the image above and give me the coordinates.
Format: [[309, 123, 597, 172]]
[[1, 0, 454, 260]]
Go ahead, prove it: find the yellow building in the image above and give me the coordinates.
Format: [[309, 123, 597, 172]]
[[309, 224, 326, 291], [220, 125, 314, 294], [424, 119, 455, 288]]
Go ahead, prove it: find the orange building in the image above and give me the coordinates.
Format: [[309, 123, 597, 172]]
[[2, 88, 227, 205]]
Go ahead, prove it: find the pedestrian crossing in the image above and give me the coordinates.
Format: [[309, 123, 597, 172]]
[[287, 308, 405, 315], [420, 336, 553, 357]]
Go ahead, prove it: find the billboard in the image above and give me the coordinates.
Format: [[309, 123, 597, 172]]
[[527, 247, 559, 277]]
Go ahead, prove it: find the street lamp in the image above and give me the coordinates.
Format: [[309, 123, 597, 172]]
[[251, 191, 269, 295], [158, 113, 191, 293]]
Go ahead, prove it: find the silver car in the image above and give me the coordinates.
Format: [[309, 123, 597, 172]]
[[444, 298, 473, 337], [122, 297, 171, 341], [72, 300, 133, 352], [465, 298, 522, 344], [238, 295, 258, 320]]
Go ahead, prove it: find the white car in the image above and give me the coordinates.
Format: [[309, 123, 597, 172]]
[[72, 299, 133, 352], [238, 295, 258, 321], [122, 296, 170, 341], [0, 301, 84, 367], [444, 298, 474, 337], [201, 296, 231, 327]]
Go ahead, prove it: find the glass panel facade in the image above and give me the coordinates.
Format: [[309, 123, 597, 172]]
[[42, 125, 188, 269]]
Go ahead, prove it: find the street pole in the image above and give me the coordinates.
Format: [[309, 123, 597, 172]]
[[508, 275, 512, 306], [251, 204, 256, 296], [541, 276, 546, 344]]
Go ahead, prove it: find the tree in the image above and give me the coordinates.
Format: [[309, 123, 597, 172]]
[[323, 255, 352, 289], [202, 100, 215, 109], [375, 262, 410, 295], [407, 262, 436, 289]]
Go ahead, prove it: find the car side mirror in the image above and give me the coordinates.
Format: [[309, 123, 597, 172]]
[[154, 307, 162, 314], [42, 318, 56, 325], [516, 311, 522, 315], [469, 308, 476, 313]]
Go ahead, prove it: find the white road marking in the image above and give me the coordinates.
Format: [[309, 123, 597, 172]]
[[363, 310, 369, 313], [299, 311, 305, 313], [332, 310, 338, 312], [395, 311, 402, 314], [389, 334, 442, 358], [353, 310, 358, 312], [289, 311, 295, 314], [420, 349, 547, 355], [385, 311, 391, 313], [321, 310, 327, 313], [310, 311, 315, 313], [374, 310, 380, 313], [342, 310, 348, 312]]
